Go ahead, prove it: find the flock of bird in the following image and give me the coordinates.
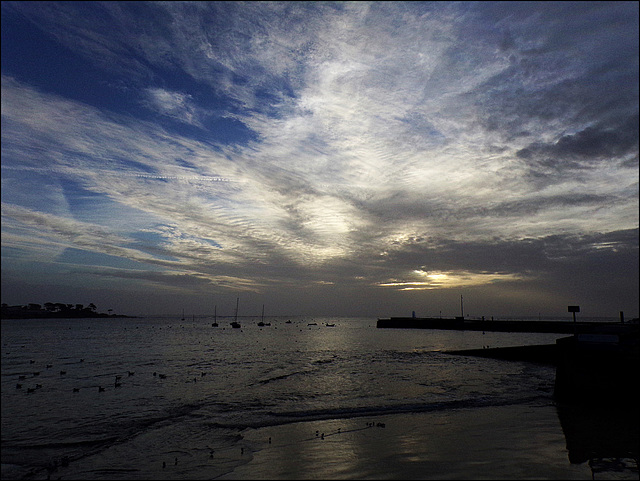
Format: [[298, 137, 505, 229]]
[[14, 322, 337, 394], [14, 319, 339, 393], [14, 363, 218, 393], [13, 358, 181, 394]]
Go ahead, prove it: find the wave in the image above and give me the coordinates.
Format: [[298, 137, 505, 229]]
[[78, 468, 140, 474], [255, 369, 309, 385], [252, 356, 340, 386], [196, 394, 553, 431], [6, 436, 119, 450], [270, 395, 547, 421]]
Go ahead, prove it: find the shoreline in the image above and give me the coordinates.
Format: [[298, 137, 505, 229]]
[[0, 313, 137, 320], [4, 403, 637, 480], [219, 403, 612, 480]]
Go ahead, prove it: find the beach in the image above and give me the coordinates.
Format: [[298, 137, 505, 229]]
[[221, 404, 603, 480]]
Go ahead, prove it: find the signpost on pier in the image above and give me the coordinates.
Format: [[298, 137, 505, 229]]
[[568, 305, 580, 334], [568, 305, 580, 322]]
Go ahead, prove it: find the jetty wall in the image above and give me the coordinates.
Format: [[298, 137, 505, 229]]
[[376, 317, 633, 334]]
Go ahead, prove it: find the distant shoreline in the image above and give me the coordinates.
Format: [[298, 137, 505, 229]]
[[1, 313, 136, 319], [1, 304, 136, 319]]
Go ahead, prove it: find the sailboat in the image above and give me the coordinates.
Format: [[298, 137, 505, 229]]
[[230, 297, 241, 328], [181, 308, 185, 321], [212, 305, 218, 327], [257, 304, 270, 326]]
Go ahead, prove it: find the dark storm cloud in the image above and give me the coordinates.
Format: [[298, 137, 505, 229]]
[[516, 114, 639, 169]]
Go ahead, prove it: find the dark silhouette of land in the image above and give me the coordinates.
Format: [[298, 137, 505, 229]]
[[1, 302, 135, 319]]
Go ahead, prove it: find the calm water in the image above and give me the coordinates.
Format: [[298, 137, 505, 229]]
[[0, 316, 635, 479]]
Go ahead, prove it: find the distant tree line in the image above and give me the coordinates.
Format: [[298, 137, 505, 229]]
[[0, 302, 134, 319]]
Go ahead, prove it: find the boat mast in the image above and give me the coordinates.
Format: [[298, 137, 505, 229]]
[[261, 304, 265, 323], [460, 295, 464, 318], [234, 297, 239, 323]]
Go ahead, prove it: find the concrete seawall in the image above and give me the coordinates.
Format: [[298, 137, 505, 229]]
[[377, 317, 633, 334]]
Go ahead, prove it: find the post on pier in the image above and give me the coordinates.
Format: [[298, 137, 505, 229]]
[[568, 305, 580, 334]]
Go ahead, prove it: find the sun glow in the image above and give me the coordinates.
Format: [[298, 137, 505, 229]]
[[378, 270, 524, 290]]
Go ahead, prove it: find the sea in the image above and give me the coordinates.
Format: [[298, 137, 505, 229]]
[[1, 316, 637, 480]]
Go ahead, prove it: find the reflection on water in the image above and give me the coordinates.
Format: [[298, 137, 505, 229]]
[[556, 403, 639, 479]]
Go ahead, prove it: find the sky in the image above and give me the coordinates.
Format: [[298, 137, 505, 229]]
[[1, 1, 638, 319]]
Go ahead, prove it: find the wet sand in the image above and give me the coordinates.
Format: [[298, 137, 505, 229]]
[[3, 403, 636, 480], [221, 404, 603, 480]]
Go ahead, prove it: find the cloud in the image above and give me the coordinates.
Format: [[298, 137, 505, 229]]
[[516, 114, 639, 168], [1, 203, 163, 265], [1, 2, 637, 315], [377, 270, 525, 291], [143, 88, 201, 126]]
